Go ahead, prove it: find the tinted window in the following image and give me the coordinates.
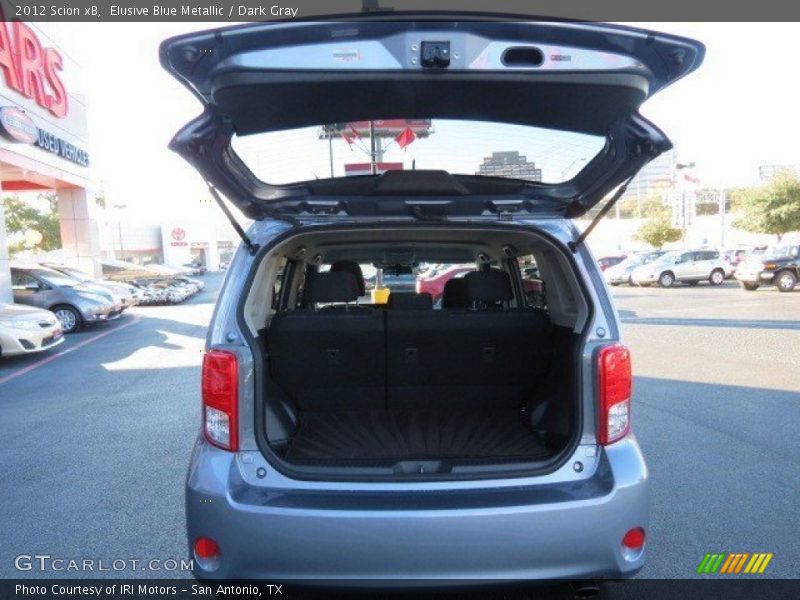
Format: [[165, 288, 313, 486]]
[[271, 258, 289, 310], [518, 255, 546, 309], [11, 272, 38, 289]]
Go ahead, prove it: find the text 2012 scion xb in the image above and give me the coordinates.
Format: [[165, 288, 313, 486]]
[[161, 14, 703, 582]]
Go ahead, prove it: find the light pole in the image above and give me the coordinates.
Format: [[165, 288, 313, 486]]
[[675, 162, 696, 249], [112, 203, 127, 261]]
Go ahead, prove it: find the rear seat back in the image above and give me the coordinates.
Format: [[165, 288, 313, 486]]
[[268, 269, 552, 413], [387, 292, 433, 310], [442, 278, 468, 309], [386, 270, 551, 410], [268, 271, 385, 410]]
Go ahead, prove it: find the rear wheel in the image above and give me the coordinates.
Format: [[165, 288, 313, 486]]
[[52, 305, 81, 333], [709, 269, 725, 286], [740, 282, 759, 291], [658, 271, 675, 288], [776, 270, 797, 292]]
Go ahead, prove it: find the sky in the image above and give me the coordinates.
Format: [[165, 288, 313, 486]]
[[39, 21, 800, 220]]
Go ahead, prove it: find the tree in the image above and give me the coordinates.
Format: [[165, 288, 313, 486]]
[[2, 193, 62, 254], [732, 175, 800, 242], [634, 215, 683, 249], [633, 197, 682, 248]]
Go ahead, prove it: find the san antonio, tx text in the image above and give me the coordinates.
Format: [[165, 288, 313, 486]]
[[16, 584, 281, 596], [110, 4, 300, 17]]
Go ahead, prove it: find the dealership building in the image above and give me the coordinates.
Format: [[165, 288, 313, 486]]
[[0, 22, 95, 303]]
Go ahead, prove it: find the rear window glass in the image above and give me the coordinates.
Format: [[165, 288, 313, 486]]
[[232, 119, 605, 185]]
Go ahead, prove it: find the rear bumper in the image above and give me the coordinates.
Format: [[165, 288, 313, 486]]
[[734, 270, 774, 284], [186, 438, 650, 581], [604, 273, 630, 285]]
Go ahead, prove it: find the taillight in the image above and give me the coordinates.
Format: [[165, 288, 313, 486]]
[[598, 344, 632, 445], [202, 349, 239, 451], [194, 537, 221, 560], [622, 527, 646, 550]]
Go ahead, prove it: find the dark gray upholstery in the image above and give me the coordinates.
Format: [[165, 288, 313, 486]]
[[464, 270, 513, 303], [269, 271, 384, 410], [385, 308, 552, 409], [330, 260, 366, 296], [305, 271, 360, 304], [442, 278, 468, 309], [269, 268, 552, 416], [387, 292, 433, 310]]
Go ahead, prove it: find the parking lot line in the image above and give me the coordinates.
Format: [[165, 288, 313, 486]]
[[0, 315, 142, 386]]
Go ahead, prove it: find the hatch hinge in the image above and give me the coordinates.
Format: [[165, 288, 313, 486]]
[[206, 184, 260, 256], [568, 173, 637, 253]]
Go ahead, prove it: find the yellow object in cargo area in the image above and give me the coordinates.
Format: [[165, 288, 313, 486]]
[[372, 287, 390, 304]]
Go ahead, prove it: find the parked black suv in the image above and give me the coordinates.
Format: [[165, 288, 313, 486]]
[[734, 243, 800, 292]]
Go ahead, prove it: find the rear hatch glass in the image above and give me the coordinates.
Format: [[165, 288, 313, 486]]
[[233, 120, 606, 185]]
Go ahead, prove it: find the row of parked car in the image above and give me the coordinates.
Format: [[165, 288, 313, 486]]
[[0, 261, 206, 358], [600, 242, 800, 292]]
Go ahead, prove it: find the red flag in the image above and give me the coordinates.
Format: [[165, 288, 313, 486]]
[[394, 127, 416, 150], [348, 124, 362, 139], [683, 173, 700, 185]]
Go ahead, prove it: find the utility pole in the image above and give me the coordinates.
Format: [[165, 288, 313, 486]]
[[327, 126, 334, 178], [113, 203, 127, 260], [369, 120, 377, 175]]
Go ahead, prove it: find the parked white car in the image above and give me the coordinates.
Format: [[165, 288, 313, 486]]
[[631, 250, 733, 287], [0, 303, 64, 357]]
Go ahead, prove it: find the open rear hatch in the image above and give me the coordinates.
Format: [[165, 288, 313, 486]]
[[160, 16, 704, 223], [163, 17, 703, 480]]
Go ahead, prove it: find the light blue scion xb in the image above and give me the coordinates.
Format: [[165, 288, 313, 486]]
[[160, 14, 703, 584]]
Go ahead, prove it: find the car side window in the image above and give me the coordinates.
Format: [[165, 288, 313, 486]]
[[11, 272, 38, 289], [681, 253, 694, 263], [517, 254, 546, 310], [271, 258, 289, 310]]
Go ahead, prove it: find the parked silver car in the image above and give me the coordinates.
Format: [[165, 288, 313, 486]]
[[41, 263, 139, 309], [162, 17, 704, 582], [10, 265, 120, 333], [0, 303, 63, 357], [631, 249, 733, 287]]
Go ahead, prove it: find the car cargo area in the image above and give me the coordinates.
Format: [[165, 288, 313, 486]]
[[244, 227, 588, 478], [284, 409, 551, 465]]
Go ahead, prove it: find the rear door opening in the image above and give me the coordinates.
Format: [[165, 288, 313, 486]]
[[240, 225, 590, 479]]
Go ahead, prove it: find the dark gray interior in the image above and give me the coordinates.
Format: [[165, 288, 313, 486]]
[[255, 244, 582, 473]]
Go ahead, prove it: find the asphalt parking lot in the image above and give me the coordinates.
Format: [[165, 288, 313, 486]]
[[0, 273, 798, 584]]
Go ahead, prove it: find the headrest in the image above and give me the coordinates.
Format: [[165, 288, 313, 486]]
[[330, 260, 366, 296], [305, 271, 359, 304], [464, 270, 513, 303], [442, 278, 469, 309], [387, 292, 433, 310]]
